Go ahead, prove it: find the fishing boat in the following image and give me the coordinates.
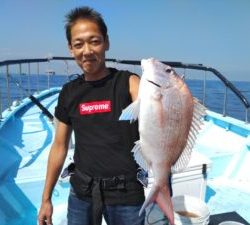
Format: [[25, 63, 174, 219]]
[[0, 57, 249, 225]]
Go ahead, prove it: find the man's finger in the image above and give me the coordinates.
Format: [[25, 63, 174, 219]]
[[45, 217, 53, 225]]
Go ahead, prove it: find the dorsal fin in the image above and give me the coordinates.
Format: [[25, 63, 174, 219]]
[[171, 98, 206, 173]]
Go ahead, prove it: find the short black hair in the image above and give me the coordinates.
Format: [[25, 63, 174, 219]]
[[65, 6, 108, 44]]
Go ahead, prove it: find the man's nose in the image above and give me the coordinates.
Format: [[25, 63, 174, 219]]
[[83, 43, 93, 55]]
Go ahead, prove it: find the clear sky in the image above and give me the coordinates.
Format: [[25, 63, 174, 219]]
[[0, 0, 250, 81]]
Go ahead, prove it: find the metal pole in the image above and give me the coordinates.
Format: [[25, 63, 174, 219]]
[[19, 64, 23, 101], [64, 60, 70, 82], [47, 61, 50, 90], [37, 62, 40, 93], [20, 64, 24, 98], [182, 68, 186, 80], [47, 72, 50, 90], [223, 86, 228, 117], [202, 71, 207, 106], [6, 65, 11, 111], [28, 63, 31, 95]]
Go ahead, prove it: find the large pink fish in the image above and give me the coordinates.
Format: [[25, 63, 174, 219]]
[[119, 58, 206, 225]]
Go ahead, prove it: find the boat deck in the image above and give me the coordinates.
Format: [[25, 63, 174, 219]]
[[0, 89, 70, 225], [195, 114, 250, 222], [0, 89, 250, 225]]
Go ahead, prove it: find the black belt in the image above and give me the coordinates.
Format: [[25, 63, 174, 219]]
[[92, 174, 126, 225], [92, 178, 102, 225], [71, 169, 138, 225]]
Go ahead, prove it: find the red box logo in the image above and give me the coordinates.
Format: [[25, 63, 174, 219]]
[[79, 100, 111, 115]]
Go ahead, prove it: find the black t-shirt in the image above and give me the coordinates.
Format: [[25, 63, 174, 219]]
[[55, 68, 144, 205]]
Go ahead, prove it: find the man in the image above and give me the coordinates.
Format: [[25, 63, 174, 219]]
[[38, 6, 145, 225]]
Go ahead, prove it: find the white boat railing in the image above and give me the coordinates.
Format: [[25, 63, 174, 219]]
[[0, 57, 249, 123]]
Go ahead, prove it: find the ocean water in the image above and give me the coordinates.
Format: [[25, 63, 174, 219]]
[[0, 73, 250, 122]]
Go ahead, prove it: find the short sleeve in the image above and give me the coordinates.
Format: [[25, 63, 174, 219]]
[[55, 86, 71, 125]]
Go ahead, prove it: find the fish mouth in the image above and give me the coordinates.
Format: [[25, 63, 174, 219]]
[[147, 79, 161, 88]]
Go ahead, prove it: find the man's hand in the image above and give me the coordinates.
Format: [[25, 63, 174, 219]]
[[38, 199, 53, 225]]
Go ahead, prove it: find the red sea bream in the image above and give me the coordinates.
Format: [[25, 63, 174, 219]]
[[119, 58, 206, 225]]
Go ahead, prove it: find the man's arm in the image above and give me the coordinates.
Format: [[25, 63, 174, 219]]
[[38, 121, 72, 225], [129, 74, 140, 101]]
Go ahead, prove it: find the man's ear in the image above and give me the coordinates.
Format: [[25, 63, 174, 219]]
[[105, 35, 110, 51], [68, 44, 74, 57]]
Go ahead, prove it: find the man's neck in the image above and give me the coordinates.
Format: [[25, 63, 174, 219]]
[[84, 67, 110, 81]]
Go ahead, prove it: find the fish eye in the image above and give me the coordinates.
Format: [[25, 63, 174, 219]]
[[166, 68, 172, 73]]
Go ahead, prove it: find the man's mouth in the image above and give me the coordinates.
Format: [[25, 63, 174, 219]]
[[83, 58, 96, 63]]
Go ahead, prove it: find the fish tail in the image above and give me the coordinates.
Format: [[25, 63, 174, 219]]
[[156, 185, 174, 225], [139, 184, 174, 225], [139, 184, 160, 216]]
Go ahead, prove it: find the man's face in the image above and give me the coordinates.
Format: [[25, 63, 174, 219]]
[[68, 19, 109, 77]]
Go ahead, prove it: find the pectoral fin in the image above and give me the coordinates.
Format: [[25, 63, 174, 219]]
[[119, 99, 140, 123]]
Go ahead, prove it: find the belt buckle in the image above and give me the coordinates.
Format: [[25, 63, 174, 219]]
[[102, 175, 125, 190]]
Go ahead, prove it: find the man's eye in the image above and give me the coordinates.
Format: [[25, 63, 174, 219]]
[[91, 40, 101, 45], [73, 43, 82, 49]]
